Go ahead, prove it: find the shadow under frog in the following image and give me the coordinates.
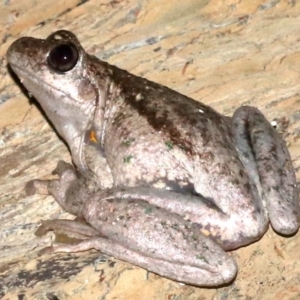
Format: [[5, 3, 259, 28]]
[[6, 30, 300, 286]]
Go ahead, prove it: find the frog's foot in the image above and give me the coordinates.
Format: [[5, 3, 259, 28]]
[[232, 106, 300, 235], [41, 234, 237, 287], [35, 219, 103, 255], [35, 219, 100, 239]]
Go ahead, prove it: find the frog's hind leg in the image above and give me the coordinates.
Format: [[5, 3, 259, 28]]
[[232, 106, 300, 235], [38, 202, 238, 287]]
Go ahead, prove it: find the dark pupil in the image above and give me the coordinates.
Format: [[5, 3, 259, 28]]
[[47, 43, 79, 73]]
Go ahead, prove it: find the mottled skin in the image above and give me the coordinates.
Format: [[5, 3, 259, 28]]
[[7, 30, 300, 286]]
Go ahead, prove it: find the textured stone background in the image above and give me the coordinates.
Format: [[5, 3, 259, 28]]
[[1, 0, 300, 299]]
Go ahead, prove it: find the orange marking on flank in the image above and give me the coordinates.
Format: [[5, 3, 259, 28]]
[[89, 130, 98, 143]]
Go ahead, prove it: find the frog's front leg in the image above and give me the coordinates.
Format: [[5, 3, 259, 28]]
[[231, 106, 300, 234], [26, 160, 94, 216]]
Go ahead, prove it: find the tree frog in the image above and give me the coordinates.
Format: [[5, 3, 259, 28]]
[[7, 30, 300, 286]]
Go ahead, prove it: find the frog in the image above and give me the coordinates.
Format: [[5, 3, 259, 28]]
[[6, 30, 300, 287]]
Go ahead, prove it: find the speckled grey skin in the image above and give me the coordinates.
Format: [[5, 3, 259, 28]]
[[7, 30, 300, 286]]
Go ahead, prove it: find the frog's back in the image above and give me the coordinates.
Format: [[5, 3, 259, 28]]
[[102, 66, 246, 197]]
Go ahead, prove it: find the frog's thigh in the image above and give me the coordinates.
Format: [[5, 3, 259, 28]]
[[232, 106, 300, 235], [50, 235, 237, 286], [82, 198, 237, 286]]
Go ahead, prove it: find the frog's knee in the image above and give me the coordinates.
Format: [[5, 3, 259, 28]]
[[239, 214, 268, 243], [222, 213, 268, 249]]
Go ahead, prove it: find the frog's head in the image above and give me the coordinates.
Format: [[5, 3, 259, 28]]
[[7, 30, 108, 171]]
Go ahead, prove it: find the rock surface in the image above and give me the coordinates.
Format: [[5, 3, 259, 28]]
[[1, 0, 300, 299]]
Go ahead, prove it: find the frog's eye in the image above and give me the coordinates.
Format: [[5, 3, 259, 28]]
[[47, 43, 79, 73]]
